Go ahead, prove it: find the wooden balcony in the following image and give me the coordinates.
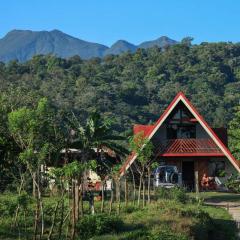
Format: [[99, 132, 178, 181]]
[[156, 138, 224, 157]]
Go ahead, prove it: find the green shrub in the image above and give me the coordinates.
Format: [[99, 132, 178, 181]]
[[120, 229, 150, 240], [122, 205, 139, 214], [225, 174, 240, 193], [156, 187, 188, 203], [120, 228, 188, 240], [0, 197, 18, 216], [151, 229, 188, 240], [76, 214, 123, 240]]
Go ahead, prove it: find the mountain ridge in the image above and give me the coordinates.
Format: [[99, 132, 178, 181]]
[[0, 29, 177, 62]]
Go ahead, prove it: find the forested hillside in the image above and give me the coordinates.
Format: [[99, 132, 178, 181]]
[[0, 42, 240, 135]]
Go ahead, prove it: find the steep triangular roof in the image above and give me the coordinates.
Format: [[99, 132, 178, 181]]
[[120, 92, 240, 176]]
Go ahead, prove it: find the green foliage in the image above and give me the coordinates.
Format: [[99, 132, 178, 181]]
[[0, 193, 238, 240], [0, 196, 18, 216], [69, 112, 127, 179], [150, 229, 188, 240], [17, 191, 33, 210], [8, 97, 62, 170], [156, 187, 188, 203], [129, 132, 153, 167], [229, 105, 240, 160], [225, 174, 240, 193], [62, 160, 96, 179], [76, 214, 123, 240], [0, 43, 240, 135]]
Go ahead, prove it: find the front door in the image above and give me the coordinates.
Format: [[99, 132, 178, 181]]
[[182, 161, 194, 190]]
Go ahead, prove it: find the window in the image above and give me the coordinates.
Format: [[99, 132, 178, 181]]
[[166, 103, 196, 139], [167, 125, 196, 139]]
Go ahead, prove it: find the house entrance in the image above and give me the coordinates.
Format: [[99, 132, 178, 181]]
[[182, 161, 195, 190]]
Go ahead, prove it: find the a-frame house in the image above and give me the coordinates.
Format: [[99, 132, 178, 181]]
[[120, 92, 240, 188]]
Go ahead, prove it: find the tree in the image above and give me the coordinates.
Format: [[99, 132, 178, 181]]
[[62, 160, 96, 240], [129, 132, 153, 207], [229, 105, 240, 160], [8, 98, 61, 239], [68, 111, 127, 216]]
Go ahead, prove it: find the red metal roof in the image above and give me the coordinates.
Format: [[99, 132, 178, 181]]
[[133, 124, 155, 137], [156, 138, 225, 157]]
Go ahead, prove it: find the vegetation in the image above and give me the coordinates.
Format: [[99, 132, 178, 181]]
[[1, 42, 240, 239], [0, 42, 240, 132], [0, 190, 238, 240], [229, 105, 240, 160]]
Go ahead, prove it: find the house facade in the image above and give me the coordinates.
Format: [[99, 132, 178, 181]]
[[120, 92, 240, 189]]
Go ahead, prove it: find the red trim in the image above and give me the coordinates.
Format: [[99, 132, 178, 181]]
[[160, 153, 225, 157], [180, 93, 239, 168]]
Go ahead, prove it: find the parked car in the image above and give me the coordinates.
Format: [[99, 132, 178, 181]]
[[153, 165, 182, 188]]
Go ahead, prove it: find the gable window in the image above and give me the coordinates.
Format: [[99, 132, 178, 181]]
[[166, 103, 196, 139], [167, 125, 196, 139]]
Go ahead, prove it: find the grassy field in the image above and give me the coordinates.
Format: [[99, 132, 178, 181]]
[[0, 192, 238, 240]]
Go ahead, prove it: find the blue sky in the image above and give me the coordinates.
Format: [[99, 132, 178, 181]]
[[1, 0, 240, 46]]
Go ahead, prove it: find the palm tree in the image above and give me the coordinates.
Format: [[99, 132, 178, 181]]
[[68, 111, 128, 215]]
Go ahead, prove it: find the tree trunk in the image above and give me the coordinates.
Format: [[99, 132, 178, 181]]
[[79, 177, 84, 217], [101, 179, 105, 213], [142, 177, 145, 207], [12, 174, 24, 228], [89, 193, 95, 215], [109, 181, 114, 214], [71, 179, 76, 240], [58, 194, 65, 240], [137, 174, 142, 207], [116, 178, 121, 214], [47, 200, 59, 240], [130, 166, 136, 205], [33, 198, 40, 240], [147, 167, 151, 204], [124, 176, 128, 207], [74, 179, 79, 221], [33, 172, 36, 198], [31, 169, 44, 240], [195, 160, 199, 199]]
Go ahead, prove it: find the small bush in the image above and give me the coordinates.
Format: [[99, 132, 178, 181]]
[[120, 229, 149, 240], [76, 214, 123, 240], [225, 174, 240, 193], [122, 205, 139, 214], [121, 228, 188, 240], [0, 197, 18, 216], [156, 187, 188, 203], [151, 229, 188, 240]]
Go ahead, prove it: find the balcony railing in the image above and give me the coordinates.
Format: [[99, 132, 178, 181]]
[[155, 138, 224, 156]]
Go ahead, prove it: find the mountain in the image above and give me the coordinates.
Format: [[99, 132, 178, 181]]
[[139, 36, 177, 49], [104, 40, 137, 56], [0, 30, 177, 62], [0, 30, 108, 62]]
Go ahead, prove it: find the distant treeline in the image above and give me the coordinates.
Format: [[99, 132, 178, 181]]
[[0, 42, 240, 134]]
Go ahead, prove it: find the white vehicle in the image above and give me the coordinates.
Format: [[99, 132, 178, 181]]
[[153, 165, 182, 188]]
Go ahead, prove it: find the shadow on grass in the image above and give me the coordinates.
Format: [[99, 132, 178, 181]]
[[0, 226, 33, 240], [193, 218, 238, 240]]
